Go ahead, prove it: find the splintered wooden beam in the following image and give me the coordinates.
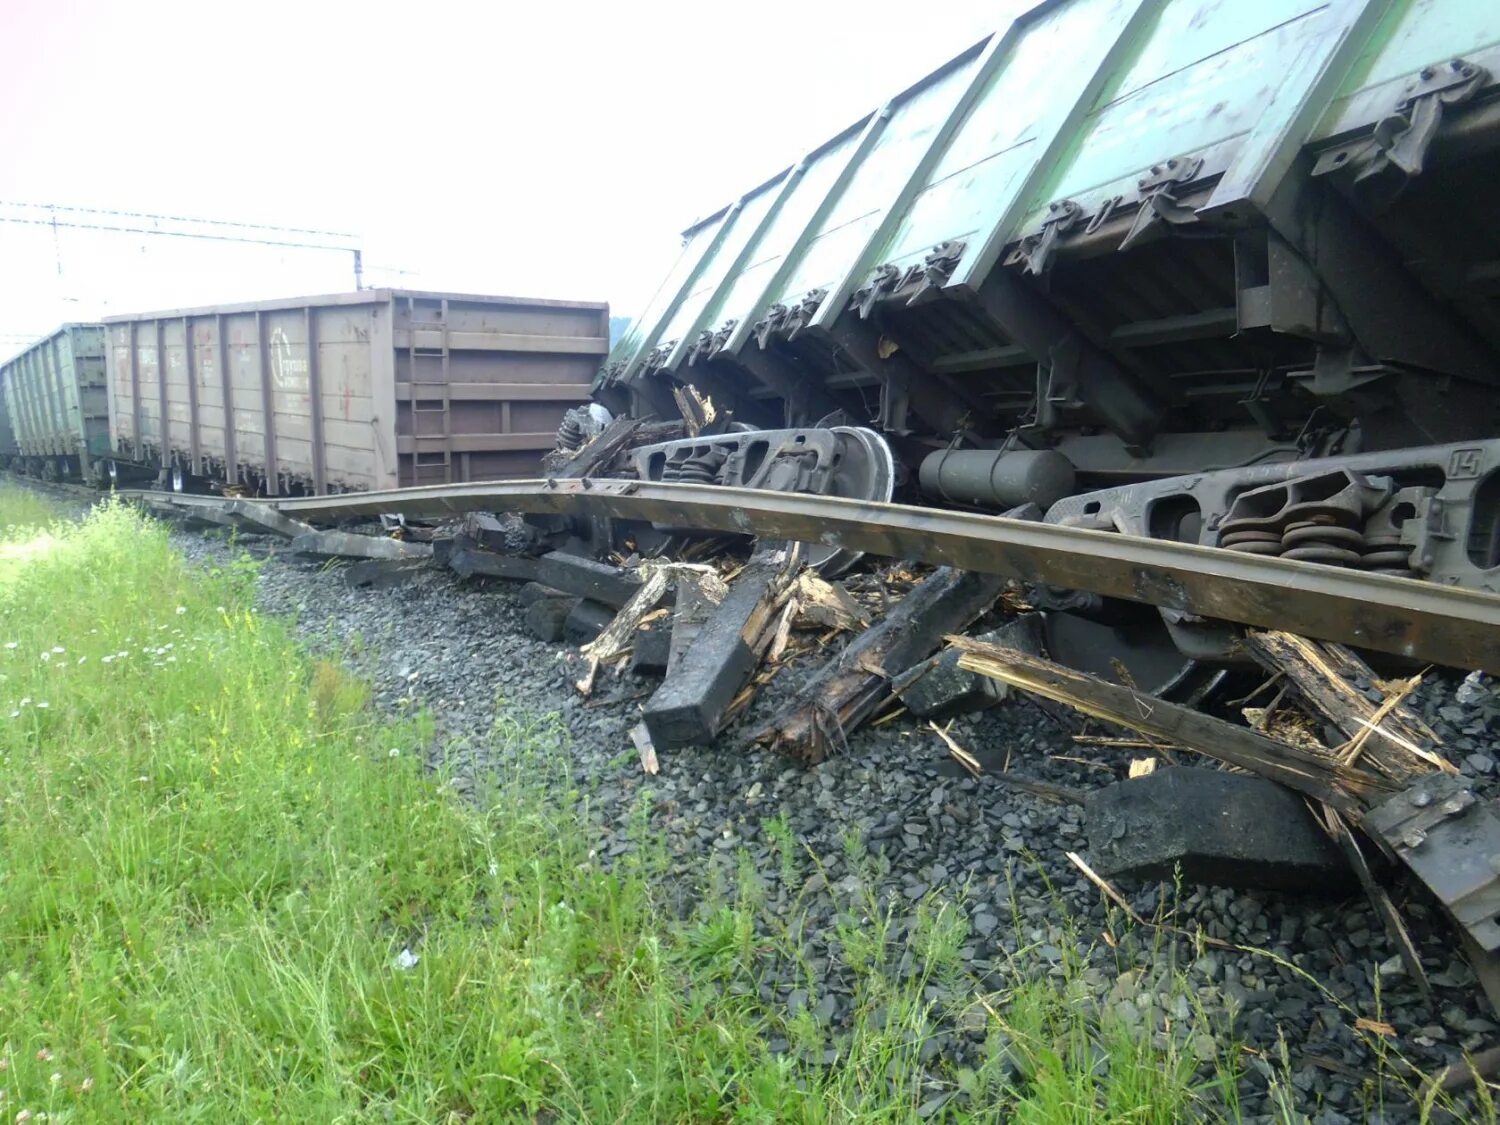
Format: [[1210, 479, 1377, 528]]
[[551, 415, 643, 478], [642, 544, 801, 748], [954, 635, 1500, 1003], [948, 637, 1395, 816], [757, 567, 1006, 762], [1241, 630, 1452, 781]]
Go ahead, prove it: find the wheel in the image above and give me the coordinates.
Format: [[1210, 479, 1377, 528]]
[[171, 463, 185, 493]]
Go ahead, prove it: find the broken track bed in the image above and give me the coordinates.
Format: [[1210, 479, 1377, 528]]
[[153, 511, 1500, 1118]]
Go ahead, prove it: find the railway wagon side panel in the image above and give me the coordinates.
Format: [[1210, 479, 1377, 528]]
[[135, 326, 164, 463], [263, 307, 318, 488], [221, 304, 386, 492], [223, 312, 271, 487], [187, 316, 227, 475], [106, 289, 606, 494], [391, 294, 606, 485], [0, 367, 16, 459], [6, 353, 35, 456], [313, 304, 384, 491], [5, 325, 108, 473], [105, 324, 133, 459], [108, 309, 385, 492], [71, 326, 110, 462], [108, 303, 388, 493], [106, 322, 159, 467], [19, 347, 59, 455], [158, 320, 192, 474]]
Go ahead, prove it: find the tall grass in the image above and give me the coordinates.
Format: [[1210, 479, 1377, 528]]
[[0, 486, 1289, 1121]]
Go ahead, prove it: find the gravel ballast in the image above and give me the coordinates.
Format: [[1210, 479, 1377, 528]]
[[177, 528, 1500, 1120]]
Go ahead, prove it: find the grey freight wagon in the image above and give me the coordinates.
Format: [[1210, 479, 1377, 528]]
[[104, 289, 608, 495], [0, 324, 109, 482], [0, 371, 15, 464]]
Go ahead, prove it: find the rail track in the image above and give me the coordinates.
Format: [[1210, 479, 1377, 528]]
[[107, 478, 1500, 676]]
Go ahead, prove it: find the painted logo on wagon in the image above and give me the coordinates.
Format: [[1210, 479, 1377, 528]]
[[268, 327, 309, 392]]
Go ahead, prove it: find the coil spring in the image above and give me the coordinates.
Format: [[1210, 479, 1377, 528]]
[[1219, 514, 1417, 576], [662, 450, 726, 485], [1358, 533, 1418, 578], [556, 414, 585, 452]]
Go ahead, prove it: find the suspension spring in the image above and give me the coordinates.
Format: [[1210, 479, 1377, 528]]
[[1219, 510, 1418, 577]]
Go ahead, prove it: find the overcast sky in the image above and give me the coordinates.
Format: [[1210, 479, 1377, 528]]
[[0, 0, 1014, 347]]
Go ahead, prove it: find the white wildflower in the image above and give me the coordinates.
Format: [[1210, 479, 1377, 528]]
[[3, 642, 15, 650], [101, 655, 114, 664], [39, 652, 50, 663], [388, 748, 401, 758], [34, 703, 48, 710], [8, 711, 17, 719], [76, 656, 86, 665], [50, 646, 63, 654], [394, 948, 419, 971], [175, 606, 187, 616], [19, 698, 30, 707]]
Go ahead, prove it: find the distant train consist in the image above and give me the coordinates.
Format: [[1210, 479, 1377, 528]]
[[0, 289, 609, 494]]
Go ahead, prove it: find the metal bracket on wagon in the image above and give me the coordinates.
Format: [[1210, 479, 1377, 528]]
[[906, 240, 966, 305], [1012, 199, 1082, 276], [1118, 155, 1204, 252], [852, 265, 901, 319], [1313, 57, 1489, 204]]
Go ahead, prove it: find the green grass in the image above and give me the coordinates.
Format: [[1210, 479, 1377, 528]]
[[0, 483, 1384, 1122]]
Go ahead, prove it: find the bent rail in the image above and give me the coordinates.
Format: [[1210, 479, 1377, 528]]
[[121, 479, 1500, 674]]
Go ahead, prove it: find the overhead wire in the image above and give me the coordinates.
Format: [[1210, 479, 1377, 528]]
[[0, 215, 357, 253], [0, 200, 357, 242]]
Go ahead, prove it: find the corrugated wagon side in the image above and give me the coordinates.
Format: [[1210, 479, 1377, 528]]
[[0, 325, 109, 482], [601, 0, 1500, 468], [0, 369, 16, 463], [104, 289, 608, 495]]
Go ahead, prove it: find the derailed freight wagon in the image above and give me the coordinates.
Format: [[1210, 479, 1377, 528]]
[[105, 289, 609, 495], [600, 0, 1500, 623], [0, 324, 109, 482]]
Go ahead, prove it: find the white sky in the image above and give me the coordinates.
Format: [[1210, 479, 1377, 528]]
[[0, 0, 1016, 348]]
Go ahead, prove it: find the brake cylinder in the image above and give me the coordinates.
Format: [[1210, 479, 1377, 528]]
[[918, 447, 1076, 511]]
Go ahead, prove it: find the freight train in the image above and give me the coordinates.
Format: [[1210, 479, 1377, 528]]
[[1, 290, 609, 494], [6, 0, 1500, 676]]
